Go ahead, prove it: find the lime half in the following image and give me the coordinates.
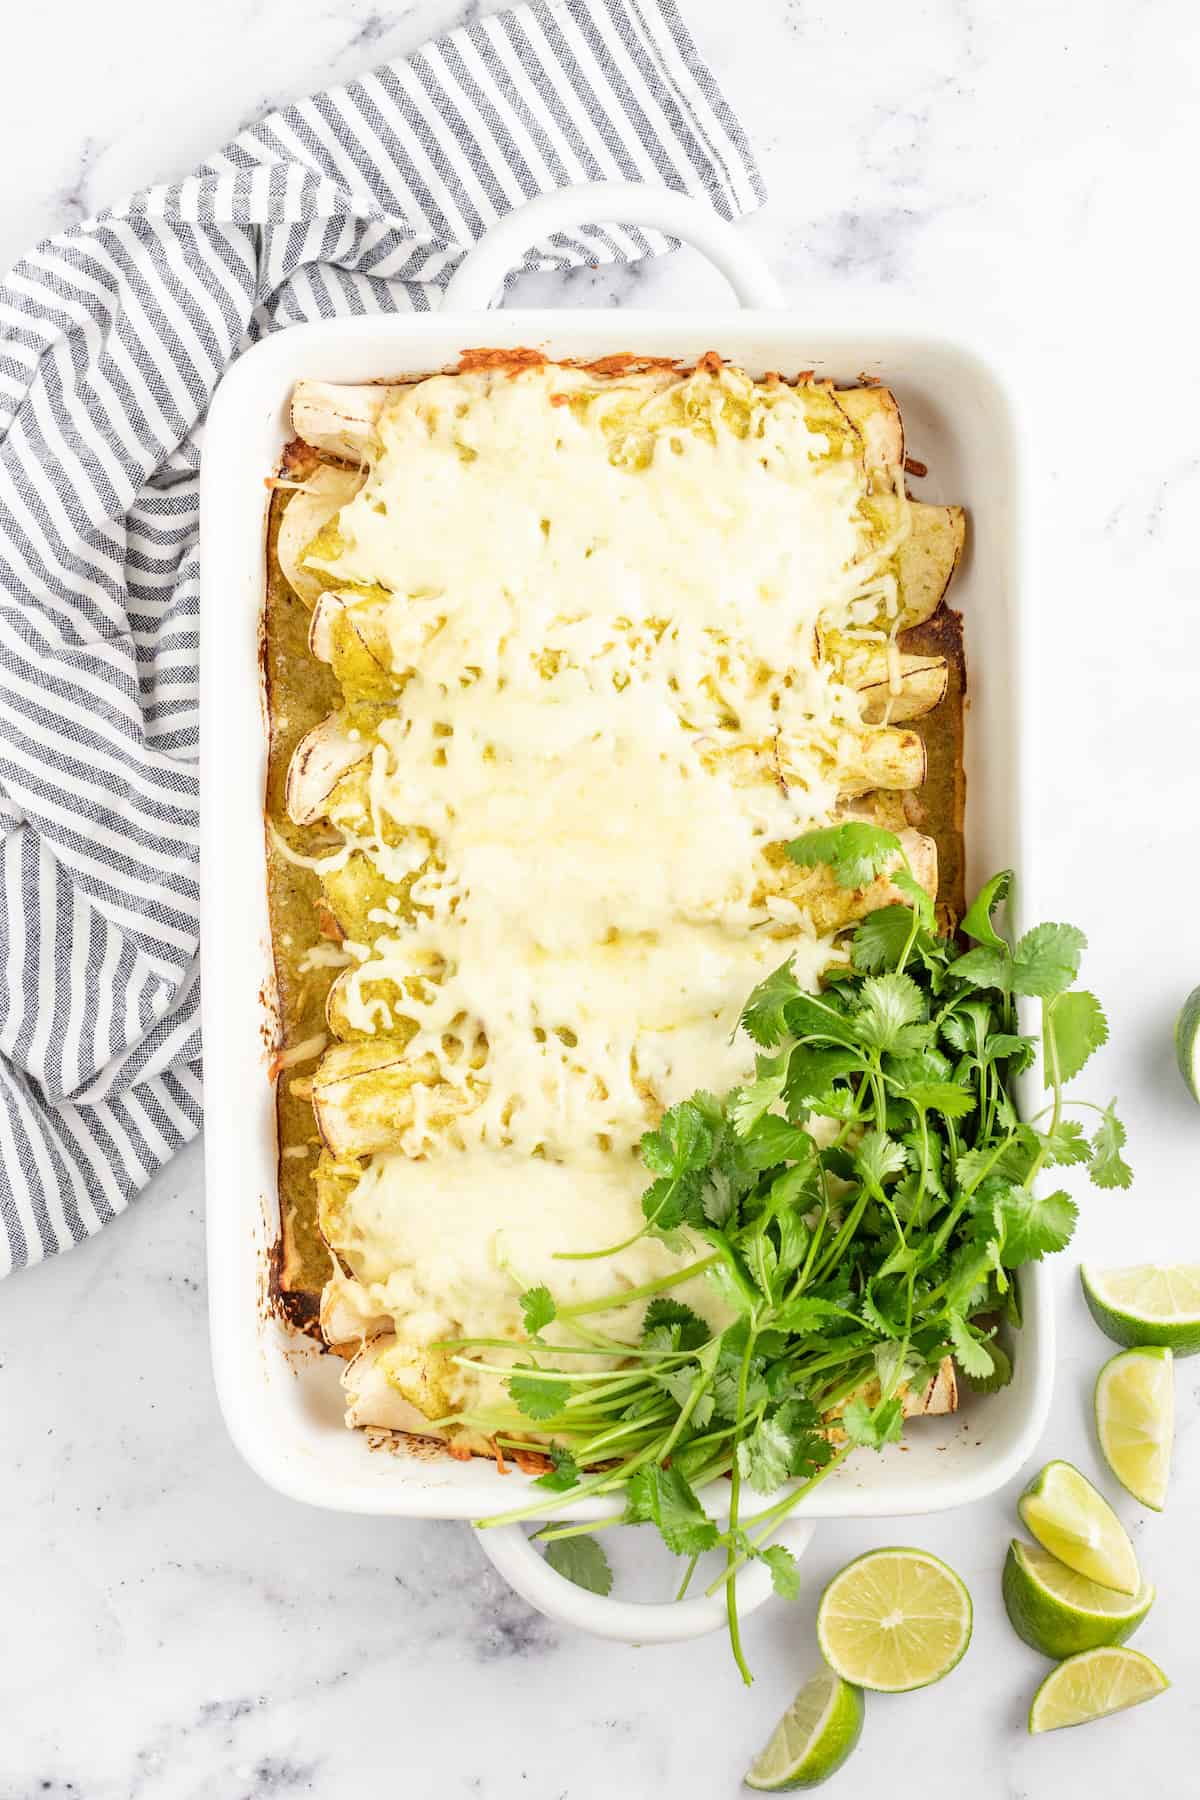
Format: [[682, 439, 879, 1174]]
[[1081, 1263, 1200, 1356], [1095, 1347, 1174, 1510], [1018, 1461, 1139, 1595], [1174, 983, 1200, 1101], [1002, 1539, 1154, 1659], [816, 1547, 972, 1693], [1028, 1646, 1169, 1734], [744, 1670, 865, 1791]]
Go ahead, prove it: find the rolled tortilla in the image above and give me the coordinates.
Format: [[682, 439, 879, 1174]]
[[896, 502, 966, 629], [766, 826, 937, 933], [276, 464, 365, 603], [837, 385, 904, 490], [852, 650, 949, 724], [321, 1269, 390, 1350], [827, 1357, 959, 1437], [774, 725, 926, 797], [320, 852, 405, 943], [292, 381, 391, 464], [325, 954, 446, 1042], [311, 1038, 480, 1157], [342, 1335, 456, 1436], [291, 376, 909, 482], [309, 591, 397, 699], [286, 714, 371, 827]]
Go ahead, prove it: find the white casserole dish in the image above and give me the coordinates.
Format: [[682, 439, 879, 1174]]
[[200, 181, 1040, 1644]]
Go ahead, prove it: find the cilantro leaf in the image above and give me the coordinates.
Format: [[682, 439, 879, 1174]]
[[730, 1052, 789, 1131], [841, 1395, 904, 1450], [760, 1543, 803, 1600], [782, 990, 862, 1049], [775, 1205, 810, 1276], [854, 1129, 908, 1190], [642, 1297, 710, 1349], [773, 1296, 859, 1334], [994, 1184, 1078, 1267], [899, 1081, 977, 1119], [640, 1173, 703, 1234], [741, 1113, 814, 1171], [705, 1256, 759, 1318], [961, 869, 1012, 950], [735, 1398, 830, 1494], [958, 1338, 1013, 1395], [946, 1311, 996, 1378], [952, 945, 1013, 993], [736, 1414, 795, 1493], [641, 1097, 720, 1178], [852, 973, 928, 1054], [519, 1284, 556, 1336], [941, 1238, 997, 1313], [543, 1534, 613, 1596], [700, 1166, 737, 1227], [851, 904, 916, 974], [507, 1370, 571, 1420], [1045, 990, 1108, 1084], [1010, 923, 1088, 999], [1040, 1119, 1091, 1166], [892, 868, 935, 929], [625, 1464, 718, 1556], [741, 961, 802, 1048], [861, 1286, 903, 1339], [785, 822, 902, 889], [939, 1003, 990, 1055], [984, 1033, 1038, 1073], [534, 1445, 582, 1492], [783, 1044, 863, 1116], [1089, 1102, 1133, 1189]]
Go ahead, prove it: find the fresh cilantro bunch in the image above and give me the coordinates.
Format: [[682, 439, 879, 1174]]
[[444, 826, 1128, 1684]]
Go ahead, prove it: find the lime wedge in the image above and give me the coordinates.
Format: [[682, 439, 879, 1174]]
[[1174, 983, 1200, 1101], [1028, 1646, 1169, 1734], [1095, 1346, 1174, 1510], [815, 1547, 972, 1693], [1002, 1539, 1154, 1658], [1017, 1460, 1139, 1595], [744, 1670, 865, 1791], [1081, 1262, 1200, 1356]]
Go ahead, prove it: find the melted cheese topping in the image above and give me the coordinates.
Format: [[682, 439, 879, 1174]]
[[301, 361, 906, 1403]]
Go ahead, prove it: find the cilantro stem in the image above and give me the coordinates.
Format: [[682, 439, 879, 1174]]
[[703, 1445, 854, 1597], [725, 1323, 758, 1685], [1024, 1004, 1063, 1191], [810, 1188, 871, 1286], [554, 1255, 719, 1318], [436, 1337, 694, 1360], [534, 1513, 625, 1542], [676, 1555, 700, 1601]]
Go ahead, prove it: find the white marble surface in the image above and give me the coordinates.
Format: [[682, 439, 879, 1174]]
[[3, 1, 1199, 1794]]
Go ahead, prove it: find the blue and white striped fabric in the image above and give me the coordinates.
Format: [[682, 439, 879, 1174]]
[[0, 0, 763, 1274]]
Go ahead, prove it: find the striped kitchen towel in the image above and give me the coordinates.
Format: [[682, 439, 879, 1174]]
[[0, 0, 763, 1274]]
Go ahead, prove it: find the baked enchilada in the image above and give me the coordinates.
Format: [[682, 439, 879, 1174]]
[[262, 353, 965, 1454]]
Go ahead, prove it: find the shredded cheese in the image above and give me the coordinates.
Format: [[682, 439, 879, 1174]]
[[291, 361, 911, 1394]]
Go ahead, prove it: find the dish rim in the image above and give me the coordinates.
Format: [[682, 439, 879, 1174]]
[[200, 306, 1044, 1524]]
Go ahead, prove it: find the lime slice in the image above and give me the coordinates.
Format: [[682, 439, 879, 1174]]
[[1002, 1539, 1154, 1658], [1081, 1262, 1200, 1356], [744, 1670, 865, 1791], [1095, 1346, 1174, 1510], [1174, 983, 1200, 1101], [1028, 1645, 1169, 1734], [1018, 1461, 1139, 1595], [815, 1547, 972, 1693]]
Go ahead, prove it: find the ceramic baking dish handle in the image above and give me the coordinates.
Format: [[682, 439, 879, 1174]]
[[441, 180, 784, 312], [473, 1517, 815, 1645]]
